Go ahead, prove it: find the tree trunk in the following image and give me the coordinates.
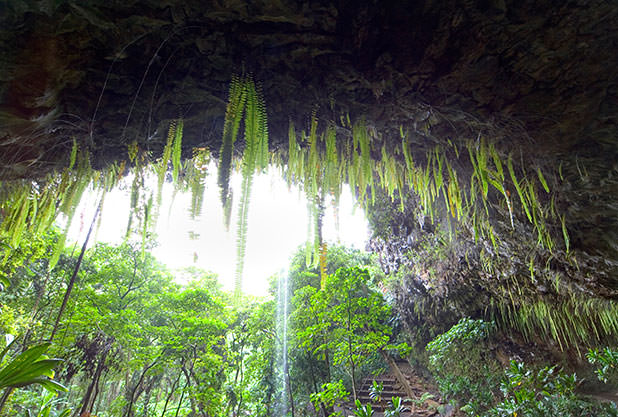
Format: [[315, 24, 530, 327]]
[[0, 388, 14, 415], [231, 340, 245, 417], [173, 378, 189, 417], [125, 359, 159, 417], [379, 350, 416, 401], [22, 270, 51, 347], [91, 371, 104, 415], [94, 377, 107, 416], [286, 362, 295, 417], [307, 354, 329, 417], [79, 346, 109, 417], [160, 371, 182, 417], [346, 301, 357, 402], [324, 347, 332, 383], [181, 366, 197, 417], [50, 199, 102, 342], [141, 379, 154, 417], [350, 359, 357, 402]]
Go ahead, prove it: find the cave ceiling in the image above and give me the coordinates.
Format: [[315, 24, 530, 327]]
[[1, 1, 617, 298]]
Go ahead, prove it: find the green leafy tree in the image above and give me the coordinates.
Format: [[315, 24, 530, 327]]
[[234, 299, 278, 417], [55, 243, 174, 417], [321, 267, 399, 400], [155, 283, 231, 417], [294, 266, 407, 403], [288, 245, 383, 413]]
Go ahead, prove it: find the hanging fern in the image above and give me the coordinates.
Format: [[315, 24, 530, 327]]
[[69, 138, 78, 170], [172, 119, 183, 184], [48, 147, 93, 270], [0, 142, 120, 275], [266, 107, 568, 290], [231, 76, 268, 299], [491, 293, 618, 352], [187, 148, 210, 219], [157, 120, 176, 205], [218, 75, 248, 210]]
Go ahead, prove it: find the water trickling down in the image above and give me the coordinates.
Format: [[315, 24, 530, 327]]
[[276, 269, 290, 416]]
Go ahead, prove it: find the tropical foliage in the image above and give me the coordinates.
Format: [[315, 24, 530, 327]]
[[0, 76, 614, 417], [587, 347, 618, 384], [426, 318, 501, 415], [0, 230, 407, 417], [486, 361, 617, 417], [0, 210, 614, 417], [425, 319, 618, 417]]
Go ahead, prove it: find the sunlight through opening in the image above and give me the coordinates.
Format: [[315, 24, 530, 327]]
[[67, 165, 368, 296]]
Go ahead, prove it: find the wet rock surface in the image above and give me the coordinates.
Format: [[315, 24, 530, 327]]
[[1, 1, 617, 330], [1, 1, 616, 164]]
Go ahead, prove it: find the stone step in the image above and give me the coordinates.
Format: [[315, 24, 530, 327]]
[[364, 375, 397, 382], [339, 405, 437, 417], [347, 364, 443, 417], [356, 388, 402, 397]]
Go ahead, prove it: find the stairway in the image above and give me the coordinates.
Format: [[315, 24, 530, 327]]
[[337, 362, 444, 417]]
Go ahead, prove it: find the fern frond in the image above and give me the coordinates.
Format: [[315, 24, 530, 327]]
[[233, 76, 268, 298], [172, 119, 183, 184], [69, 138, 78, 170], [218, 76, 248, 209], [305, 195, 315, 269], [324, 124, 340, 198], [157, 120, 176, 205], [288, 121, 298, 180], [256, 87, 269, 171], [188, 148, 210, 219]]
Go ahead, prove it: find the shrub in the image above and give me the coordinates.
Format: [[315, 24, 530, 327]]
[[310, 380, 349, 417], [486, 361, 618, 417], [587, 347, 618, 384], [384, 396, 409, 417], [426, 318, 501, 415]]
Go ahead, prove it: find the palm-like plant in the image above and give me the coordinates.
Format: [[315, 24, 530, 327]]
[[352, 399, 374, 417], [368, 380, 384, 403], [0, 340, 67, 393], [28, 391, 71, 417], [384, 397, 409, 417]]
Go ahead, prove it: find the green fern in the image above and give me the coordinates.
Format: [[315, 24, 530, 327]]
[[218, 75, 247, 209], [270, 109, 567, 291], [125, 167, 141, 239], [187, 148, 210, 219], [172, 119, 183, 184], [157, 120, 176, 204], [69, 138, 78, 170], [233, 77, 268, 299], [493, 294, 618, 352], [0, 145, 100, 272], [288, 121, 299, 180]]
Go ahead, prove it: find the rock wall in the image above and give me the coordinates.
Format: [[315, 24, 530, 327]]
[[1, 1, 617, 334], [2, 1, 616, 161]]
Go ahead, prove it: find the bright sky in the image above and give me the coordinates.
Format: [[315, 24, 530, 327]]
[[68, 166, 368, 296]]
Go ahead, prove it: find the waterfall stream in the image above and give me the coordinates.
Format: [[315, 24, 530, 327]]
[[276, 269, 290, 416]]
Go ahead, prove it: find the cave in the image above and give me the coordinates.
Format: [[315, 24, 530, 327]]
[[1, 1, 617, 415]]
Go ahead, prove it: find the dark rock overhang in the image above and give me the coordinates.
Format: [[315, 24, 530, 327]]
[[2, 1, 615, 164], [1, 1, 617, 301]]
